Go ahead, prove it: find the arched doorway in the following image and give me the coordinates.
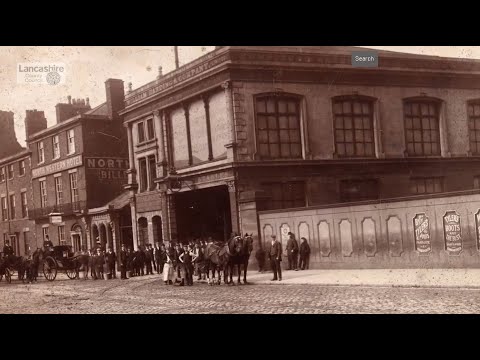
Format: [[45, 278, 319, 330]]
[[152, 216, 163, 245], [99, 223, 107, 249], [92, 224, 99, 249], [71, 224, 83, 252], [138, 217, 148, 248]]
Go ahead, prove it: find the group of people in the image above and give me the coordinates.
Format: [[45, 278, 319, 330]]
[[116, 238, 215, 286], [254, 232, 311, 281]]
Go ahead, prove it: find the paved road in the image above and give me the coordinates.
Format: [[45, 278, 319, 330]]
[[1, 274, 479, 314]]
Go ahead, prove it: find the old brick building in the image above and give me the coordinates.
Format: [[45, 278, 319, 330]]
[[120, 46, 480, 259], [0, 111, 35, 256], [26, 79, 130, 253]]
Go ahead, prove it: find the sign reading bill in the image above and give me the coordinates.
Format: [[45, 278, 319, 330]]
[[414, 213, 431, 254], [443, 211, 462, 254]]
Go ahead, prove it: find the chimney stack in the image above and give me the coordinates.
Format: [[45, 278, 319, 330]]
[[68, 95, 72, 104], [24, 110, 47, 140], [0, 111, 22, 158], [105, 78, 125, 121]]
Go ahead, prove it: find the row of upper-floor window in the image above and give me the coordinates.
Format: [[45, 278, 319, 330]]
[[255, 94, 480, 159], [131, 94, 480, 163], [35, 129, 76, 165], [1, 191, 28, 221], [0, 160, 26, 182], [38, 172, 79, 209]]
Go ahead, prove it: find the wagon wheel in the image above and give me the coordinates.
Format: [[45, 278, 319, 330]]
[[66, 266, 78, 280], [43, 257, 58, 281], [5, 268, 12, 284]]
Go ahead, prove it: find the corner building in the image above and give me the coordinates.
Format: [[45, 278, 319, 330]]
[[121, 46, 480, 263]]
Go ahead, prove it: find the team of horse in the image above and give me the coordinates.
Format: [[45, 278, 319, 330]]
[[0, 233, 255, 285], [203, 233, 254, 285]]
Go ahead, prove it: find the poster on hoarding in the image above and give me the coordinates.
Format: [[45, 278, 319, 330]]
[[413, 213, 431, 254], [443, 211, 462, 255]]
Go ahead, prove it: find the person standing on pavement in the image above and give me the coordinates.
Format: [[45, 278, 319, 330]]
[[120, 244, 128, 280], [163, 244, 175, 285], [145, 244, 154, 275], [106, 247, 116, 279], [268, 235, 282, 281], [286, 232, 299, 271], [127, 247, 135, 277], [173, 243, 184, 285], [299, 237, 311, 270]]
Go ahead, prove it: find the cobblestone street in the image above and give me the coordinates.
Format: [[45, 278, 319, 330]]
[[1, 273, 480, 314]]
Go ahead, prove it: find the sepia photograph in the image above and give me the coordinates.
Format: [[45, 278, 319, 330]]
[[1, 45, 480, 314]]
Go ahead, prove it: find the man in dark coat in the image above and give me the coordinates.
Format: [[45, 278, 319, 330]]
[[120, 244, 128, 280], [138, 247, 146, 276], [144, 244, 153, 275], [106, 247, 116, 279], [156, 244, 166, 274], [127, 247, 135, 277], [299, 237, 311, 270], [268, 235, 282, 281], [286, 232, 299, 270]]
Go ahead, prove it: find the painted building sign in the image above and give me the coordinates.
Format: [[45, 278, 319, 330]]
[[443, 211, 462, 254], [86, 157, 128, 182], [32, 155, 82, 178], [413, 213, 431, 254]]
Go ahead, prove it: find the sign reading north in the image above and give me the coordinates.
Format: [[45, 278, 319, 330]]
[[86, 157, 128, 181], [414, 213, 431, 254], [443, 211, 462, 254]]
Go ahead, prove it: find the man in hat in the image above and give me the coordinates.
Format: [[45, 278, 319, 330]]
[[119, 244, 128, 280], [106, 247, 116, 279], [286, 232, 299, 271], [268, 235, 282, 281]]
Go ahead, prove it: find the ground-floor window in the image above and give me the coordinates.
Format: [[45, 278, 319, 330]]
[[138, 217, 149, 247], [262, 181, 306, 210], [410, 177, 444, 195]]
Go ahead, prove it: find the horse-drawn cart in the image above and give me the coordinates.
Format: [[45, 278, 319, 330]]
[[42, 245, 81, 281]]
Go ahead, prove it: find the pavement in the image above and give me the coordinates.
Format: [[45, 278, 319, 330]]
[[2, 270, 480, 313], [247, 268, 480, 288]]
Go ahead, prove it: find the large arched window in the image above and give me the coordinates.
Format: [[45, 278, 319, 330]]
[[404, 98, 441, 156], [333, 96, 375, 158], [255, 94, 302, 159]]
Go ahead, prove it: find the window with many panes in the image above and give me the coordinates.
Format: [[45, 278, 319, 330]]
[[8, 164, 14, 179], [19, 160, 25, 176], [21, 192, 27, 218], [404, 99, 441, 156], [339, 179, 379, 202], [1, 197, 7, 221], [255, 95, 302, 159], [37, 141, 45, 164], [148, 155, 156, 191], [69, 172, 79, 205], [58, 226, 66, 245], [138, 122, 146, 144], [333, 97, 375, 157], [52, 135, 60, 159], [410, 177, 443, 195], [262, 182, 306, 210], [9, 194, 15, 220], [0, 167, 4, 182], [468, 101, 480, 155], [67, 129, 75, 154], [55, 176, 63, 206], [39, 180, 48, 208], [138, 158, 148, 192]]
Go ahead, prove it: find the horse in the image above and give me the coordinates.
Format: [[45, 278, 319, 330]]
[[73, 251, 90, 279], [2, 254, 29, 282], [204, 240, 231, 285], [226, 233, 254, 285]]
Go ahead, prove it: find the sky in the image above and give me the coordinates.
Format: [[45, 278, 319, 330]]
[[1, 46, 480, 146]]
